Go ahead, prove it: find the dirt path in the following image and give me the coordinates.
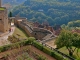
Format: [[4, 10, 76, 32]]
[[45, 38, 56, 48], [0, 23, 15, 46], [0, 45, 56, 60]]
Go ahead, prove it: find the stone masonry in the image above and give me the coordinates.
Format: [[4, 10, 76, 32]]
[[0, 0, 9, 32]]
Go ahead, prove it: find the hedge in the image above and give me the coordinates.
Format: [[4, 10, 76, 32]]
[[33, 41, 43, 51], [0, 40, 67, 60], [32, 41, 66, 60], [43, 46, 52, 55], [51, 51, 63, 60], [0, 40, 29, 53]]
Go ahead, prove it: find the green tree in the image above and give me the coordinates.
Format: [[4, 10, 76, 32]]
[[9, 11, 12, 17], [67, 20, 80, 28], [55, 30, 77, 56], [72, 33, 80, 57], [9, 11, 13, 25], [61, 24, 66, 29]]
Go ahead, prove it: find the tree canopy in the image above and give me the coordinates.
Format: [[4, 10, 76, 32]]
[[55, 29, 80, 56], [61, 20, 80, 30], [12, 0, 80, 26]]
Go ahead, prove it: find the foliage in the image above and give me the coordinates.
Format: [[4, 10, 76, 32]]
[[61, 20, 80, 30], [32, 52, 47, 60], [28, 37, 36, 42], [0, 37, 71, 60], [0, 40, 30, 52], [43, 46, 52, 55], [2, 0, 26, 6], [55, 29, 80, 56], [16, 53, 33, 60], [12, 0, 80, 26], [9, 11, 12, 17], [32, 41, 66, 60], [28, 37, 36, 44], [0, 37, 36, 52], [8, 36, 20, 43]]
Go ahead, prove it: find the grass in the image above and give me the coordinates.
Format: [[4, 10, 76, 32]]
[[59, 47, 69, 55], [0, 7, 5, 10], [59, 47, 80, 59], [13, 27, 29, 39]]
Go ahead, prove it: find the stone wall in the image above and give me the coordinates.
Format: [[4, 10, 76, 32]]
[[18, 23, 33, 37], [32, 27, 52, 40], [0, 7, 9, 32], [14, 18, 54, 40]]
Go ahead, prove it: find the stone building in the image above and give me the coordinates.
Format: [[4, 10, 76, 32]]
[[0, 0, 9, 32]]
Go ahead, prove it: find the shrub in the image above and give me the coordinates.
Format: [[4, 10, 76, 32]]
[[32, 41, 43, 51], [32, 52, 47, 60], [0, 40, 30, 52], [51, 51, 63, 60], [8, 36, 20, 43], [0, 39, 67, 60], [43, 46, 52, 55], [28, 37, 36, 44], [32, 41, 66, 60], [38, 55, 47, 60]]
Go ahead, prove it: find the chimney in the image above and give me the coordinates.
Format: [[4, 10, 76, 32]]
[[0, 0, 1, 7]]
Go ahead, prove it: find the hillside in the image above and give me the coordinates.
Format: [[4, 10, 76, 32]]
[[2, 0, 26, 9], [12, 0, 80, 26], [2, 0, 26, 5]]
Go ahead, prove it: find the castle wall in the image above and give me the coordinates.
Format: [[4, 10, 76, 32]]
[[0, 22, 4, 32], [0, 8, 9, 32], [16, 20, 32, 37], [3, 9, 9, 32], [32, 28, 52, 40], [14, 18, 53, 40], [19, 23, 32, 37], [0, 10, 5, 32]]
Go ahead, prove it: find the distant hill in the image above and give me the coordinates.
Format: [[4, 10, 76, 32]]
[[2, 0, 26, 9], [12, 0, 80, 26], [2, 0, 26, 5]]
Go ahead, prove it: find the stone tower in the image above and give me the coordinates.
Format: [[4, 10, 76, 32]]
[[0, 0, 9, 33]]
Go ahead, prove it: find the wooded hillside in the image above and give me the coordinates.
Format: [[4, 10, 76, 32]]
[[12, 0, 80, 26]]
